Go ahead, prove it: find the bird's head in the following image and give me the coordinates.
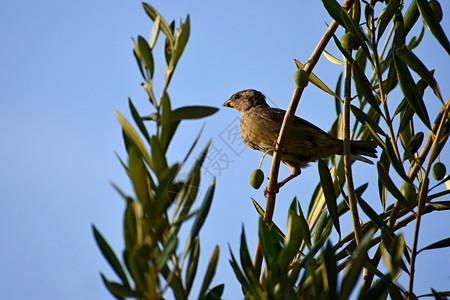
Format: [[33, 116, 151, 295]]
[[223, 89, 269, 113]]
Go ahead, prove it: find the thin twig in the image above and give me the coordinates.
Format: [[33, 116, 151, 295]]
[[343, 55, 362, 244], [408, 101, 450, 297]]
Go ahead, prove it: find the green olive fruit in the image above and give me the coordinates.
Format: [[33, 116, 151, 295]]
[[249, 169, 265, 189], [341, 32, 358, 50], [294, 69, 309, 88], [429, 0, 443, 22], [432, 162, 446, 181], [401, 181, 416, 205]]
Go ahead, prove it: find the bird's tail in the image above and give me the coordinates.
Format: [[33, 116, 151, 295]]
[[339, 140, 378, 164]]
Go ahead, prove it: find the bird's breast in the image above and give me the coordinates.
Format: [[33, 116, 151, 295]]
[[240, 111, 279, 152]]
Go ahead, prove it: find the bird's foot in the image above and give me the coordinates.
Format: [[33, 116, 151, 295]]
[[263, 170, 301, 196], [263, 184, 279, 197], [272, 139, 287, 152]]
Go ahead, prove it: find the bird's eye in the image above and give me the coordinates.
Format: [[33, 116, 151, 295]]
[[234, 94, 240, 99]]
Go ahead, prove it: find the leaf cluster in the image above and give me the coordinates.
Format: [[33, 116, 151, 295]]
[[93, 4, 222, 299]]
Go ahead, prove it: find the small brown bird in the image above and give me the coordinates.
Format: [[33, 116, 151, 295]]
[[223, 89, 377, 192]]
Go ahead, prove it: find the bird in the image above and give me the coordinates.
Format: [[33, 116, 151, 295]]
[[223, 89, 377, 194]]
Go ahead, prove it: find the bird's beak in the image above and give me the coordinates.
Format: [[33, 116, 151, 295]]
[[223, 99, 233, 108]]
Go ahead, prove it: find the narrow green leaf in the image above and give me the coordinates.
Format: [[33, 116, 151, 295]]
[[239, 229, 262, 289], [352, 0, 361, 25], [416, 0, 450, 55], [173, 141, 210, 221], [149, 15, 160, 49], [377, 0, 401, 41], [164, 21, 175, 65], [128, 98, 150, 142], [251, 198, 293, 247], [385, 137, 409, 181], [132, 44, 146, 81], [157, 234, 178, 270], [185, 238, 199, 295], [399, 108, 416, 143], [393, 51, 431, 128], [377, 162, 413, 213], [153, 163, 180, 218], [361, 274, 391, 299], [137, 35, 154, 79], [307, 182, 327, 235], [295, 203, 312, 250], [429, 289, 450, 299], [124, 199, 142, 250], [404, 0, 420, 34], [182, 126, 204, 165], [361, 258, 386, 279], [408, 25, 425, 50], [142, 3, 173, 45], [355, 47, 367, 75], [185, 177, 215, 256], [285, 199, 311, 256], [340, 229, 375, 300], [92, 226, 130, 287], [329, 113, 343, 141], [389, 283, 405, 300], [393, 12, 406, 46], [172, 106, 218, 121], [394, 97, 409, 118], [100, 274, 140, 299], [418, 238, 450, 254], [115, 110, 153, 168], [381, 60, 399, 95], [159, 263, 186, 299], [228, 247, 255, 295], [173, 15, 190, 63], [198, 245, 219, 299], [258, 218, 279, 267], [351, 105, 385, 136], [334, 72, 343, 115], [356, 195, 394, 237], [251, 198, 265, 217], [352, 62, 382, 114], [159, 91, 176, 152], [128, 147, 152, 211], [323, 241, 338, 299], [321, 0, 346, 27], [313, 212, 329, 244], [396, 45, 442, 100], [365, 122, 386, 150], [323, 49, 345, 65], [149, 136, 168, 177], [391, 234, 406, 272], [204, 284, 225, 299], [403, 132, 424, 160], [318, 159, 340, 237], [355, 183, 369, 197]]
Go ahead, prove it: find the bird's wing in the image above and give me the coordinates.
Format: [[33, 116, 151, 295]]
[[258, 107, 332, 137], [258, 107, 327, 133], [256, 107, 324, 150]]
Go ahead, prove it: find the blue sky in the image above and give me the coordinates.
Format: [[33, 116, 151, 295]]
[[1, 1, 449, 299]]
